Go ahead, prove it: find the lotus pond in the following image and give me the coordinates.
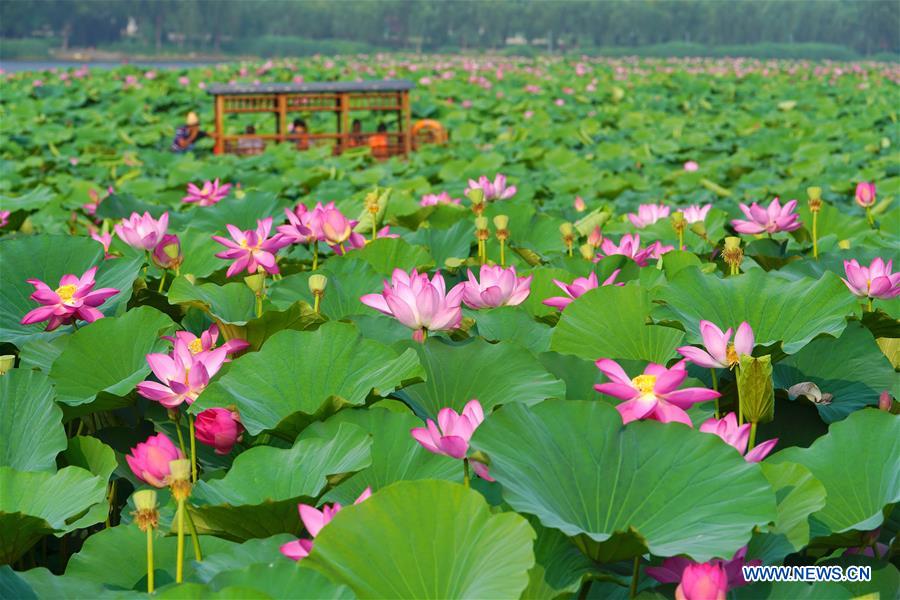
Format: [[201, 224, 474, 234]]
[[0, 55, 898, 599]]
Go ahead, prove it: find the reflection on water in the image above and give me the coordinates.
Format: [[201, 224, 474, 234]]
[[0, 60, 230, 73]]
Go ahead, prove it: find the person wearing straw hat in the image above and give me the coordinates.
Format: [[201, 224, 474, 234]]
[[171, 111, 208, 153]]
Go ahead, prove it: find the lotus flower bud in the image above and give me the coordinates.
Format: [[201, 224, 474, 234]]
[[195, 407, 244, 454], [308, 274, 328, 295], [879, 391, 892, 412], [737, 354, 774, 425], [131, 490, 159, 532], [587, 226, 603, 248], [579, 243, 595, 260], [0, 355, 14, 375], [855, 182, 876, 208], [574, 196, 586, 212], [244, 273, 266, 295], [152, 234, 183, 270]]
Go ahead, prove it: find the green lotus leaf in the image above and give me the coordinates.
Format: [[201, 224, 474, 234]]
[[654, 267, 858, 353], [209, 562, 354, 599], [396, 337, 565, 420], [191, 535, 294, 583], [48, 306, 175, 406], [192, 321, 423, 435], [347, 237, 434, 275], [0, 369, 65, 472], [404, 220, 473, 267], [0, 566, 121, 600], [759, 462, 827, 551], [769, 409, 899, 534], [305, 480, 536, 599], [0, 186, 55, 212], [550, 285, 685, 363], [0, 466, 107, 563], [472, 306, 553, 353], [62, 436, 118, 482], [269, 258, 384, 319], [167, 277, 257, 325], [182, 192, 280, 233], [471, 400, 776, 562], [521, 518, 594, 600]]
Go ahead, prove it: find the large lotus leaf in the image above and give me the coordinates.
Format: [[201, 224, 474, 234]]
[[209, 562, 354, 599], [0, 466, 107, 564], [0, 234, 142, 347], [471, 306, 553, 353], [769, 409, 899, 534], [550, 285, 684, 362], [0, 369, 66, 472], [735, 581, 853, 600], [522, 518, 594, 600], [48, 306, 175, 406], [62, 436, 118, 482], [760, 462, 827, 551], [404, 219, 473, 267], [773, 322, 898, 423], [191, 535, 294, 583], [305, 480, 535, 600], [189, 423, 372, 540], [182, 192, 280, 233], [471, 401, 776, 562], [167, 277, 257, 325], [0, 186, 55, 212], [396, 337, 565, 420], [65, 523, 236, 590], [0, 567, 120, 600], [347, 237, 434, 275], [192, 321, 423, 435], [268, 258, 384, 319], [316, 406, 461, 505], [174, 228, 230, 279], [654, 267, 858, 354]]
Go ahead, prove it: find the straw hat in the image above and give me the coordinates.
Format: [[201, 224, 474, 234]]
[[185, 112, 199, 126]]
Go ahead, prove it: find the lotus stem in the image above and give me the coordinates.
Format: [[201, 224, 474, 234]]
[[629, 556, 640, 599], [175, 498, 185, 583], [146, 525, 154, 593], [372, 220, 377, 242], [748, 422, 758, 451], [339, 243, 345, 254], [157, 271, 166, 292], [867, 298, 873, 313], [173, 414, 188, 458], [185, 507, 203, 561], [812, 211, 818, 260], [499, 240, 506, 267], [677, 229, 684, 251], [865, 207, 874, 228], [312, 241, 319, 270], [710, 369, 719, 419], [105, 479, 117, 528], [188, 414, 197, 483], [566, 242, 573, 257], [463, 458, 470, 489], [313, 294, 321, 313]]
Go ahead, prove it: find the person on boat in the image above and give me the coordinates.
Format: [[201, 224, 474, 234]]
[[171, 111, 207, 153], [369, 122, 389, 159], [290, 118, 309, 150], [237, 125, 265, 155], [347, 119, 364, 147]]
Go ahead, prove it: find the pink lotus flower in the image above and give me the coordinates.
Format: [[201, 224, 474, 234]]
[[594, 359, 720, 426], [277, 204, 317, 245], [411, 399, 493, 481], [114, 211, 169, 251], [319, 206, 356, 245], [574, 196, 586, 212], [542, 270, 621, 310], [676, 563, 727, 600], [677, 321, 754, 369], [683, 204, 712, 224], [420, 192, 461, 206], [335, 226, 399, 255], [126, 433, 184, 488], [731, 198, 801, 234], [82, 187, 113, 217], [360, 269, 464, 340], [183, 179, 232, 207], [20, 267, 119, 332], [684, 160, 700, 172], [460, 265, 532, 309], [596, 234, 673, 266], [628, 203, 670, 228], [280, 487, 372, 560], [855, 182, 876, 208], [213, 218, 289, 277], [700, 413, 778, 462], [194, 407, 244, 454], [136, 340, 227, 408], [466, 174, 516, 201], [90, 230, 114, 258], [163, 324, 249, 361], [0, 210, 9, 227], [178, 76, 190, 86], [647, 546, 759, 594], [841, 258, 900, 300], [151, 234, 183, 270], [587, 226, 603, 248]]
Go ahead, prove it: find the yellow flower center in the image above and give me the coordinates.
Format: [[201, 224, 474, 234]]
[[239, 239, 249, 249], [188, 338, 203, 354], [726, 343, 739, 367], [55, 284, 78, 303], [631, 374, 657, 395]]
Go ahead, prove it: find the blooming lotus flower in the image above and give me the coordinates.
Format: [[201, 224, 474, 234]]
[[20, 267, 119, 331], [114, 211, 169, 251], [595, 359, 720, 426], [460, 265, 532, 309], [360, 269, 464, 340], [700, 413, 778, 462], [855, 182, 876, 208], [628, 203, 670, 228], [163, 324, 249, 361], [151, 233, 183, 270], [319, 206, 356, 245], [677, 321, 754, 369], [543, 270, 621, 310], [420, 192, 461, 206], [277, 204, 316, 245], [126, 433, 184, 488], [647, 547, 759, 593], [841, 258, 900, 300], [596, 234, 673, 266], [411, 399, 494, 481], [335, 226, 399, 255], [183, 179, 232, 207], [280, 487, 372, 561], [466, 174, 516, 201], [0, 210, 9, 227], [684, 160, 700, 172], [213, 218, 289, 277], [136, 340, 227, 408], [194, 407, 244, 454], [90, 230, 113, 257], [683, 204, 712, 224], [731, 198, 801, 234]]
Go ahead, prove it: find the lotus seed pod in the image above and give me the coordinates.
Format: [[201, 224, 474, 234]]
[[308, 274, 328, 294], [492, 214, 509, 230]]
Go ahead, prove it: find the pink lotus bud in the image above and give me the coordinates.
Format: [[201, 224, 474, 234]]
[[675, 563, 728, 600], [320, 208, 353, 245], [855, 182, 876, 208], [684, 160, 700, 172], [574, 196, 586, 212], [126, 433, 184, 488], [879, 391, 892, 411], [152, 234, 183, 270], [194, 407, 244, 454]]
